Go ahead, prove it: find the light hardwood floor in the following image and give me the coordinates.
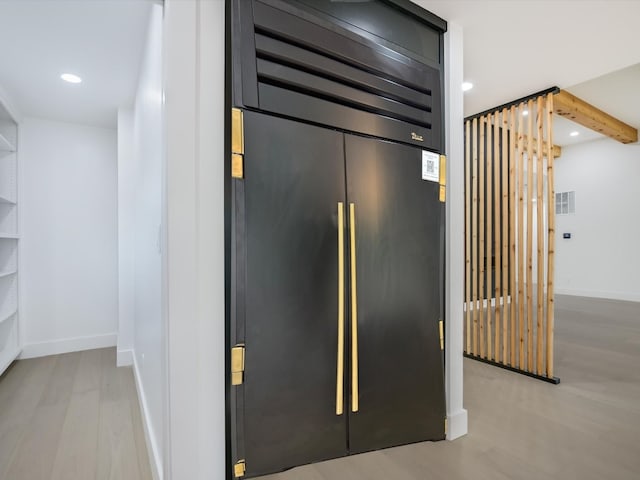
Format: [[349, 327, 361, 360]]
[[1, 296, 639, 479], [0, 348, 152, 480], [257, 295, 640, 480]]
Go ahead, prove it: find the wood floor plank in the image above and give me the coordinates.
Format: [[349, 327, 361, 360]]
[[5, 402, 71, 480], [73, 348, 104, 393], [0, 357, 57, 480], [96, 399, 142, 480], [4, 352, 81, 480], [50, 389, 101, 480], [96, 349, 142, 480]]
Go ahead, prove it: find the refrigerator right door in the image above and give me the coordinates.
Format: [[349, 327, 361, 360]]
[[345, 134, 446, 454]]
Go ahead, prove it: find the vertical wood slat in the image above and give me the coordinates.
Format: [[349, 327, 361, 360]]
[[546, 93, 556, 378], [493, 110, 501, 363], [486, 114, 493, 360], [509, 106, 517, 367], [501, 108, 509, 364], [526, 98, 534, 372], [478, 116, 486, 358], [472, 118, 479, 356], [465, 120, 471, 354], [536, 96, 545, 375], [517, 105, 526, 369]]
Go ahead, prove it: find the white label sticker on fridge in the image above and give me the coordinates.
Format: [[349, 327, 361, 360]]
[[422, 151, 439, 182]]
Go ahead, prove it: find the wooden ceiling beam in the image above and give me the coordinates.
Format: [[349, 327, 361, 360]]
[[554, 89, 638, 144]]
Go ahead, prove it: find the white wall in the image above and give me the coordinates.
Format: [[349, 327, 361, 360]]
[[118, 4, 165, 479], [19, 117, 118, 357], [164, 0, 225, 478], [554, 138, 640, 301]]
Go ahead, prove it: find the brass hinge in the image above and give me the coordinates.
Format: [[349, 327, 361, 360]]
[[231, 344, 245, 386], [234, 460, 246, 478], [444, 418, 448, 436], [438, 154, 446, 203], [231, 108, 244, 179], [439, 320, 444, 350]]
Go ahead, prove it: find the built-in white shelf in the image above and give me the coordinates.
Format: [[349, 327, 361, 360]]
[[0, 269, 16, 278], [0, 308, 17, 325], [0, 345, 21, 378], [0, 133, 15, 152], [0, 93, 20, 376]]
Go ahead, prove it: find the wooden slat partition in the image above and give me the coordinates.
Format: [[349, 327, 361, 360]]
[[463, 91, 559, 384]]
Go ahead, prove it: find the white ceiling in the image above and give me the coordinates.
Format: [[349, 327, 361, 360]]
[[416, 0, 640, 141], [0, 0, 153, 128]]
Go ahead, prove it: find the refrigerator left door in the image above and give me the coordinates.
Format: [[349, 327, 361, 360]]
[[233, 111, 348, 478]]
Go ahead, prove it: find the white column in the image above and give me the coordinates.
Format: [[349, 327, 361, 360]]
[[164, 0, 226, 478], [444, 22, 468, 440]]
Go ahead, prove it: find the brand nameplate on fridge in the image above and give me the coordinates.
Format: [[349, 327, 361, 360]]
[[422, 151, 440, 182]]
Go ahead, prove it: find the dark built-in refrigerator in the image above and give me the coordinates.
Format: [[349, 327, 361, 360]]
[[227, 1, 448, 477]]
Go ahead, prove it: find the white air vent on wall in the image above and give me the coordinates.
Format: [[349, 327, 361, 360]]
[[556, 191, 575, 215]]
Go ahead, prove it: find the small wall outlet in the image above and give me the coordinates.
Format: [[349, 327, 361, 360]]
[[563, 233, 571, 239]]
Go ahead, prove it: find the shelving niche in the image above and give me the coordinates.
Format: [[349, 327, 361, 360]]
[[0, 94, 20, 375]]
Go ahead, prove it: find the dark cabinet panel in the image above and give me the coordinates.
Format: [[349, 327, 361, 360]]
[[232, 0, 444, 151], [344, 134, 446, 453], [242, 112, 348, 477]]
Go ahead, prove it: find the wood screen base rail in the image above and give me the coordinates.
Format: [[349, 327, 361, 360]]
[[464, 353, 560, 385]]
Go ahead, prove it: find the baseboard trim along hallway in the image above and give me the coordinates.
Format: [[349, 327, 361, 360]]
[[132, 351, 164, 480], [19, 333, 117, 359]]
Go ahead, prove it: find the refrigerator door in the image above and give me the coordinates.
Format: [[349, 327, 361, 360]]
[[239, 111, 348, 477], [344, 134, 446, 454]]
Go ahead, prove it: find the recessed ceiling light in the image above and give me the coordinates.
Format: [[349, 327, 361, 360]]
[[462, 82, 474, 92], [522, 110, 529, 116], [570, 131, 580, 137], [61, 73, 82, 84]]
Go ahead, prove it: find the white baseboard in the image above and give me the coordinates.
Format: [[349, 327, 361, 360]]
[[132, 352, 163, 480], [555, 288, 640, 303], [446, 408, 468, 441], [19, 333, 117, 359], [117, 348, 134, 367]]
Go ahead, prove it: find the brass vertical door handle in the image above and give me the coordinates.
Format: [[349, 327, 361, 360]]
[[336, 202, 345, 415], [349, 203, 359, 412]]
